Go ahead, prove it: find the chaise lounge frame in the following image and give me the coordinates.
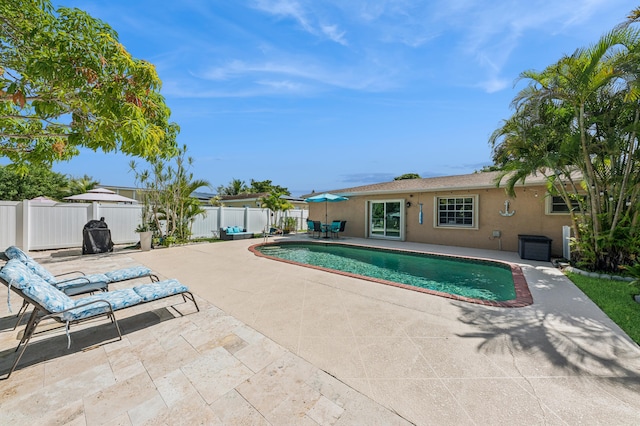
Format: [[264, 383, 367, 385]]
[[0, 259, 199, 380]]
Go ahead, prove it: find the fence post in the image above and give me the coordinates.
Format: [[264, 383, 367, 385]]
[[90, 202, 100, 221], [244, 206, 250, 231], [19, 200, 29, 250], [562, 225, 571, 260]]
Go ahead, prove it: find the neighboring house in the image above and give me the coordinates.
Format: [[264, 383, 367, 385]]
[[303, 171, 574, 256], [220, 193, 308, 210], [103, 186, 218, 204]]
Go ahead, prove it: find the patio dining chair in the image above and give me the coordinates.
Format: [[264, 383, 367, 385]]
[[0, 259, 199, 380], [331, 221, 347, 239], [329, 221, 341, 238], [312, 221, 323, 238]]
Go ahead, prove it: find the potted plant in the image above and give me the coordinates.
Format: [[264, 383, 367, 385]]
[[135, 223, 153, 251]]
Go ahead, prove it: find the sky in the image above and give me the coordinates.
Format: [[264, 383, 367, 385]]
[[44, 0, 633, 196]]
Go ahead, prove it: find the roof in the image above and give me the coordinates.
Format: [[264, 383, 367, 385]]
[[302, 171, 553, 198], [220, 193, 306, 202]]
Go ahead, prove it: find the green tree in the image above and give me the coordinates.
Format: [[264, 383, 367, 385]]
[[67, 174, 99, 195], [249, 179, 290, 195], [0, 0, 179, 172], [216, 178, 248, 195], [260, 190, 294, 231], [490, 24, 640, 271], [0, 164, 69, 200], [131, 145, 210, 242], [394, 173, 421, 180]]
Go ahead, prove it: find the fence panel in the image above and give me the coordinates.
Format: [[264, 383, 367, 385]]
[[0, 201, 19, 249], [29, 203, 89, 250], [97, 204, 143, 244], [247, 208, 268, 233], [191, 208, 219, 238], [0, 201, 309, 252], [220, 207, 246, 230]]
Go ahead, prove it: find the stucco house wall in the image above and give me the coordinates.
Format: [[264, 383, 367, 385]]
[[306, 172, 573, 257]]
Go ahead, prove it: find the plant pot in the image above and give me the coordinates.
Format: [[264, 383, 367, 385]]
[[139, 231, 153, 251]]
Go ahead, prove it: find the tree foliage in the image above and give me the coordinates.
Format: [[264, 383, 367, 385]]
[[490, 22, 640, 271], [394, 173, 421, 180], [249, 179, 290, 195], [0, 164, 69, 200], [130, 145, 210, 242], [216, 178, 248, 196], [0, 0, 179, 172]]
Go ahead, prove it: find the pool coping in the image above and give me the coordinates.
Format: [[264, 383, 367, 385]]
[[249, 240, 533, 308]]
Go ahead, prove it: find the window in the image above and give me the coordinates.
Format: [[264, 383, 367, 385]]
[[548, 195, 581, 214], [435, 196, 476, 228]]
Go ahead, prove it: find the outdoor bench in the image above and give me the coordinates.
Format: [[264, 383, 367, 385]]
[[220, 226, 254, 240]]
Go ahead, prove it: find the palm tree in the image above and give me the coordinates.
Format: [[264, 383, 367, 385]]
[[67, 174, 99, 195], [492, 25, 640, 270], [260, 191, 294, 232], [216, 178, 248, 195]]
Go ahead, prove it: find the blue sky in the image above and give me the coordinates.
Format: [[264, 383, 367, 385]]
[[48, 0, 631, 196]]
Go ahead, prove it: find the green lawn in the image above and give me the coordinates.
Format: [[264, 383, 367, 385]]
[[566, 272, 640, 345]]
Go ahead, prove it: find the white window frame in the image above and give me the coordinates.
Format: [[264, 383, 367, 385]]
[[546, 194, 583, 215], [433, 195, 478, 229]]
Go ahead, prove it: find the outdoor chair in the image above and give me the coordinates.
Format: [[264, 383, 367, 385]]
[[306, 220, 315, 237], [329, 221, 341, 238], [0, 259, 199, 380], [4, 246, 159, 329], [312, 221, 323, 238], [331, 220, 347, 239]]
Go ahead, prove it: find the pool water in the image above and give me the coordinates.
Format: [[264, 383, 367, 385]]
[[255, 242, 517, 302]]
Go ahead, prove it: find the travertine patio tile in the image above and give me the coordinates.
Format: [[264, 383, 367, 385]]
[[83, 371, 158, 424], [154, 368, 204, 408], [11, 363, 116, 419], [127, 393, 167, 425], [234, 334, 288, 373], [305, 395, 345, 425], [43, 345, 110, 385], [106, 346, 146, 383], [235, 352, 318, 415], [209, 389, 270, 426], [181, 346, 253, 404]]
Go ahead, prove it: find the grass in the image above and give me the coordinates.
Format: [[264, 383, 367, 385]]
[[566, 272, 640, 345]]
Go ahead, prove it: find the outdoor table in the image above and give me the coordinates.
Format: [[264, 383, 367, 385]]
[[321, 223, 331, 238]]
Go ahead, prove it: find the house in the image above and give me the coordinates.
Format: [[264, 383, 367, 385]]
[[303, 171, 574, 256]]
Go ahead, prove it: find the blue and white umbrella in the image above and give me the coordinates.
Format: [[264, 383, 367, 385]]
[[304, 192, 348, 224]]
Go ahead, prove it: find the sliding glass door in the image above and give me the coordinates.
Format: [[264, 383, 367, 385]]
[[369, 201, 401, 238]]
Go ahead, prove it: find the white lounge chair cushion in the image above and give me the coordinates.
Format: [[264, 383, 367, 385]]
[[133, 279, 188, 302]]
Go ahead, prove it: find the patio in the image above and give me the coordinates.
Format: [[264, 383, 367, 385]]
[[1, 236, 640, 424]]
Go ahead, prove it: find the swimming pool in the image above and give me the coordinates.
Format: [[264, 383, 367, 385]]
[[251, 242, 532, 307]]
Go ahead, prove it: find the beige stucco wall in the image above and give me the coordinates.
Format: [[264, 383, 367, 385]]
[[308, 185, 572, 256]]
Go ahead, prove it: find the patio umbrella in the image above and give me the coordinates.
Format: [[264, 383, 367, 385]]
[[64, 187, 138, 203], [304, 192, 348, 224]]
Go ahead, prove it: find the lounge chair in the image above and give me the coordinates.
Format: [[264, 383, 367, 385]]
[[0, 259, 199, 379], [4, 246, 158, 329]]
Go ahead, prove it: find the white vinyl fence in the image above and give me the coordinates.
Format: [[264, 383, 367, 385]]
[[0, 200, 308, 252]]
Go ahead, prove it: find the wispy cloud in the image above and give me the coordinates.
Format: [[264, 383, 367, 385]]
[[249, 0, 348, 45]]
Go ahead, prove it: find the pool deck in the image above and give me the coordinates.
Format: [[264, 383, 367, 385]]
[[2, 235, 640, 424]]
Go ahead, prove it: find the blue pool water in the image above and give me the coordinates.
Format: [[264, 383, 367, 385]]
[[255, 242, 516, 301]]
